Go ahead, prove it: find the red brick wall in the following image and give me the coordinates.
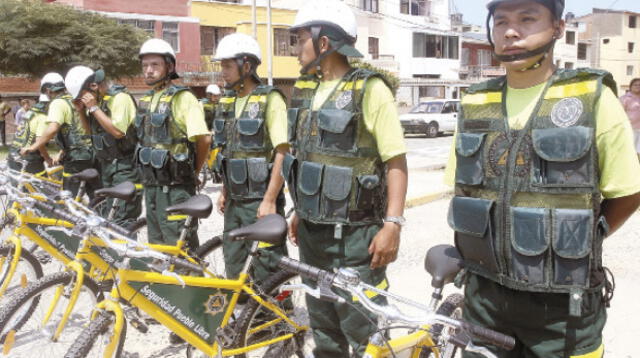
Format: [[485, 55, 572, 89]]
[[462, 43, 499, 66], [55, 0, 190, 17]]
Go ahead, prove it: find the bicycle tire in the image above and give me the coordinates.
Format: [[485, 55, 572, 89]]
[[232, 270, 306, 358], [0, 243, 44, 299], [419, 293, 464, 358], [64, 311, 127, 358], [0, 272, 103, 358]]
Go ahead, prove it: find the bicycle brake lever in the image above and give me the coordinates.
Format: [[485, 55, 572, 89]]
[[162, 270, 186, 288]]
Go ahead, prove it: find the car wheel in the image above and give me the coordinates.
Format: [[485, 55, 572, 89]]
[[426, 122, 439, 138]]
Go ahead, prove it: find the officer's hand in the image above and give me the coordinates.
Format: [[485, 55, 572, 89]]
[[216, 192, 226, 214], [288, 213, 299, 246], [368, 223, 401, 269], [44, 157, 53, 167], [80, 92, 98, 109], [19, 147, 33, 156], [257, 199, 276, 219], [52, 152, 64, 166], [72, 99, 85, 112]]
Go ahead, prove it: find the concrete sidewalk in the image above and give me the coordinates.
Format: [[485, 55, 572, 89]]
[[405, 162, 452, 208]]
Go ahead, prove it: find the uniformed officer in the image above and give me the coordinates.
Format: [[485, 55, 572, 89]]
[[136, 38, 211, 249], [286, 1, 408, 357], [211, 33, 289, 282], [200, 84, 222, 131], [444, 1, 640, 357], [9, 88, 52, 174], [64, 65, 142, 227], [22, 72, 99, 198]]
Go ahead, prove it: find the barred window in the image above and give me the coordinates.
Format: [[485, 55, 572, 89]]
[[413, 33, 459, 59], [274, 28, 299, 57], [163, 22, 179, 53]]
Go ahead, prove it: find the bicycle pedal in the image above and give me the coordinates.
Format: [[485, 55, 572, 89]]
[[130, 318, 148, 334]]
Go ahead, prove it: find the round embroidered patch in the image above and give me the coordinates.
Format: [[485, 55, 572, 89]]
[[488, 133, 532, 178], [248, 102, 260, 119], [335, 90, 353, 109], [204, 291, 227, 316], [550, 97, 583, 128]]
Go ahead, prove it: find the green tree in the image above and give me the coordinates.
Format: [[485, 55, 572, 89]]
[[350, 58, 400, 96], [0, 0, 149, 78]]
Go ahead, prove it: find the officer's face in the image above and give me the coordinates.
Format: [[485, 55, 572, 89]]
[[631, 81, 640, 95], [209, 94, 220, 103], [296, 29, 318, 74], [221, 59, 241, 87], [141, 55, 169, 86], [492, 1, 562, 71]]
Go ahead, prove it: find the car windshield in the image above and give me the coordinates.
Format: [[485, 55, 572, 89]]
[[410, 102, 444, 114]]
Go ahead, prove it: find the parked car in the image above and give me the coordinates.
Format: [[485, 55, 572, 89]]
[[399, 99, 460, 138]]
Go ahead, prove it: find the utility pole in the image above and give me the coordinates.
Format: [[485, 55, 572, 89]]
[[267, 0, 273, 85], [252, 0, 257, 39]]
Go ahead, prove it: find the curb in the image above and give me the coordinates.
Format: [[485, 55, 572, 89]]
[[409, 163, 447, 172], [405, 189, 452, 209]]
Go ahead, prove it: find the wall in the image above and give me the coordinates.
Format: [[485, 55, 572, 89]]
[[55, 0, 190, 16]]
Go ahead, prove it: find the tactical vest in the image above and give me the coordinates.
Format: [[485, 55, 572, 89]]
[[450, 69, 616, 316], [200, 98, 215, 131], [89, 85, 138, 162], [54, 95, 93, 162], [10, 102, 47, 162], [284, 69, 387, 227], [135, 85, 195, 186], [213, 85, 280, 200]]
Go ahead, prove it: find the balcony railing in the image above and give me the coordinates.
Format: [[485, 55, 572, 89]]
[[459, 65, 505, 79], [365, 55, 400, 74]]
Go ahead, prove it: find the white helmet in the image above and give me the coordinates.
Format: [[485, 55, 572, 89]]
[[40, 72, 65, 93], [139, 38, 176, 63], [38, 94, 50, 102], [65, 66, 105, 99], [206, 84, 222, 95], [212, 33, 262, 63], [291, 0, 359, 43]]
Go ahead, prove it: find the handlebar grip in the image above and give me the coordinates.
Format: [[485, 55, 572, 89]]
[[278, 256, 334, 282], [102, 220, 131, 237], [461, 322, 516, 351], [169, 257, 204, 274]]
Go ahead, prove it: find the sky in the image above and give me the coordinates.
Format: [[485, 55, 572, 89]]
[[452, 0, 640, 26]]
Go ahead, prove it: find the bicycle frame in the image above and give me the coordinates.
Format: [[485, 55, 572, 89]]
[[363, 329, 441, 358]]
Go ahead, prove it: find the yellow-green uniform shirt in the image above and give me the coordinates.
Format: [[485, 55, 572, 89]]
[[0, 102, 9, 121], [234, 92, 289, 149], [444, 83, 640, 199], [16, 111, 47, 147], [312, 77, 407, 162], [103, 92, 136, 134], [149, 89, 209, 142], [44, 96, 89, 136]]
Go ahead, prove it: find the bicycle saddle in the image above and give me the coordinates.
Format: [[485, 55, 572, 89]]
[[69, 168, 100, 182], [165, 194, 213, 219], [424, 244, 463, 289], [94, 181, 136, 202], [227, 214, 287, 245]]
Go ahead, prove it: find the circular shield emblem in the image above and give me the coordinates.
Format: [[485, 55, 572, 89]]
[[335, 91, 353, 109], [551, 97, 583, 128], [248, 102, 260, 119], [204, 291, 227, 317]]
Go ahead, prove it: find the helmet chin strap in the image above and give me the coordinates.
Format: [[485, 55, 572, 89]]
[[300, 26, 344, 77], [225, 57, 260, 91]]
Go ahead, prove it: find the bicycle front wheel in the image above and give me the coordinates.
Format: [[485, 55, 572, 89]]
[[0, 272, 102, 358], [0, 243, 44, 300], [419, 293, 464, 358], [64, 311, 127, 358]]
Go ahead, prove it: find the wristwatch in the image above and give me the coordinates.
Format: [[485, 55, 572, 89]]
[[383, 216, 406, 227], [88, 105, 100, 114]]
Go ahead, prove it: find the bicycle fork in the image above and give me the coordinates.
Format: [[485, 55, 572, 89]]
[[41, 261, 86, 341], [0, 234, 26, 298]]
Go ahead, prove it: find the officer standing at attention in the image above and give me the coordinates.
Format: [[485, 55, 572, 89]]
[[286, 1, 408, 357], [201, 84, 222, 131], [211, 33, 289, 282], [444, 1, 640, 357], [22, 71, 99, 198], [9, 91, 53, 174], [136, 38, 211, 249], [64, 65, 142, 227]]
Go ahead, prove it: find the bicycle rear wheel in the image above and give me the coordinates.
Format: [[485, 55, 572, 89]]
[[419, 293, 464, 358], [64, 311, 127, 358], [0, 243, 43, 300], [0, 271, 102, 358]]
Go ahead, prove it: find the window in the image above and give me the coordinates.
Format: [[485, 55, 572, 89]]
[[628, 65, 634, 76], [413, 33, 459, 59], [368, 37, 379, 59], [361, 0, 378, 13], [401, 0, 429, 16], [565, 31, 575, 45], [577, 43, 588, 60], [442, 102, 458, 113], [630, 16, 637, 28], [117, 19, 155, 35], [629, 42, 635, 54], [200, 26, 236, 56], [274, 28, 299, 57], [478, 49, 492, 66], [565, 62, 574, 70], [417, 87, 445, 98], [163, 22, 179, 52]]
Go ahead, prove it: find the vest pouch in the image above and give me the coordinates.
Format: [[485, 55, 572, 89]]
[[510, 207, 550, 285], [297, 161, 324, 220], [531, 127, 594, 187], [356, 174, 380, 210], [552, 209, 593, 287], [287, 108, 299, 144], [455, 133, 485, 186], [228, 159, 249, 197], [150, 149, 170, 184], [448, 196, 499, 274], [92, 135, 105, 151], [170, 152, 195, 185], [321, 165, 353, 221], [150, 112, 170, 144], [138, 147, 155, 183], [317, 109, 356, 152], [213, 119, 226, 147], [247, 158, 269, 197], [281, 153, 298, 204], [237, 118, 265, 150], [135, 113, 145, 139]]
